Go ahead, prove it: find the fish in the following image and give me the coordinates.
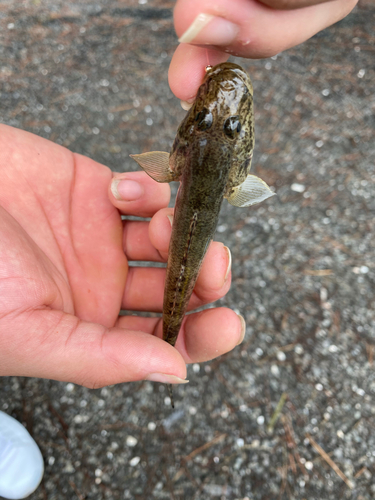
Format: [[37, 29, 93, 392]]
[[130, 62, 274, 406]]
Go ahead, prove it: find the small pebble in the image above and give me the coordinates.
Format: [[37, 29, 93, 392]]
[[126, 436, 138, 447], [257, 415, 265, 425], [277, 351, 286, 362], [291, 183, 305, 193], [294, 345, 304, 355], [129, 456, 141, 467], [255, 347, 264, 357], [271, 364, 280, 376]]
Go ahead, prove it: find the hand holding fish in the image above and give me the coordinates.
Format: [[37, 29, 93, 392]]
[[169, 0, 358, 102], [0, 124, 244, 388]]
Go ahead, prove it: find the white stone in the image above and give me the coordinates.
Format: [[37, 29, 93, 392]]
[[129, 456, 141, 467], [277, 351, 286, 362], [291, 183, 305, 193], [126, 436, 138, 447]]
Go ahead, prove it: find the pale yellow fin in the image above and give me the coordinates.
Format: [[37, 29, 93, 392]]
[[130, 151, 176, 183], [226, 174, 275, 207]]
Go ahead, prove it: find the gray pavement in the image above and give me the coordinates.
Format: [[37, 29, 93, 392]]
[[0, 1, 374, 499]]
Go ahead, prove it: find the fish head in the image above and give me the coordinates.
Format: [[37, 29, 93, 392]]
[[170, 62, 254, 173]]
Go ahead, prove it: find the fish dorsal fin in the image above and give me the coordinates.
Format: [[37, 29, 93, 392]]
[[225, 174, 275, 207], [129, 151, 177, 183]]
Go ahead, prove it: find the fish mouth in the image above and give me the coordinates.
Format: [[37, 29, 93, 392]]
[[205, 62, 253, 96]]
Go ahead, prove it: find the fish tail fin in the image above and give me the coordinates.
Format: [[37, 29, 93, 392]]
[[167, 384, 175, 409]]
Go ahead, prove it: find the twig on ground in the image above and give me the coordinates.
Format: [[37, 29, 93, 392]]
[[184, 433, 227, 462], [268, 392, 288, 433], [306, 434, 354, 489]]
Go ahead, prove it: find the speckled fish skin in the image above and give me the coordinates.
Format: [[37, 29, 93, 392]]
[[163, 62, 255, 346], [130, 62, 274, 353]]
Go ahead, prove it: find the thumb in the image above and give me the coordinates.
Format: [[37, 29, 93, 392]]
[[1, 309, 187, 388]]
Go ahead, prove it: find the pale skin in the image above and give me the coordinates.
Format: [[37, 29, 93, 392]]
[[1, 0, 356, 388], [169, 0, 358, 102]]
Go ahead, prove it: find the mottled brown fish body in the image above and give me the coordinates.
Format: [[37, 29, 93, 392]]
[[163, 146, 231, 346], [130, 61, 275, 362]]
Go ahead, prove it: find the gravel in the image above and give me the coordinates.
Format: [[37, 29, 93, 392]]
[[0, 1, 374, 499]]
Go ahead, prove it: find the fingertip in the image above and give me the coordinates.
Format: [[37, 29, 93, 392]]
[[179, 307, 245, 363], [148, 207, 174, 258], [102, 328, 187, 384], [168, 44, 229, 101], [111, 177, 144, 202], [195, 242, 232, 301], [109, 171, 171, 217]]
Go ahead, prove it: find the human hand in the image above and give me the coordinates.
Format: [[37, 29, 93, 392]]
[[169, 0, 358, 102], [0, 125, 243, 388]]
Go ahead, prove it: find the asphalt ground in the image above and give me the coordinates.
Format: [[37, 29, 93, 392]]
[[0, 1, 374, 499]]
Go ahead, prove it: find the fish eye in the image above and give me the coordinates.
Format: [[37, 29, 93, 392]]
[[195, 108, 213, 131], [223, 116, 241, 138]]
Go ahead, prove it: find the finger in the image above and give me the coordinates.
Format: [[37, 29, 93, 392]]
[[117, 307, 245, 364], [170, 0, 357, 100], [109, 171, 171, 218], [174, 0, 357, 55], [168, 44, 229, 103], [1, 309, 187, 388], [121, 207, 173, 262], [122, 241, 231, 312], [176, 308, 245, 363], [123, 220, 164, 262]]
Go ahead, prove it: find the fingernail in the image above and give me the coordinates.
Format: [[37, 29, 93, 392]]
[[146, 373, 189, 385], [111, 178, 144, 201], [178, 13, 239, 46], [224, 246, 232, 282], [236, 314, 246, 345], [180, 99, 194, 111], [167, 214, 174, 227]]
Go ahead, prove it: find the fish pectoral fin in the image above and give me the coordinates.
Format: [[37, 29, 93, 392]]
[[225, 174, 275, 207], [129, 151, 176, 183]]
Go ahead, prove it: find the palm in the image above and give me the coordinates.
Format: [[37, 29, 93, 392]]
[[0, 127, 126, 328]]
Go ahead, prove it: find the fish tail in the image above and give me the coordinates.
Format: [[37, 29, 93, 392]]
[[167, 384, 175, 409]]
